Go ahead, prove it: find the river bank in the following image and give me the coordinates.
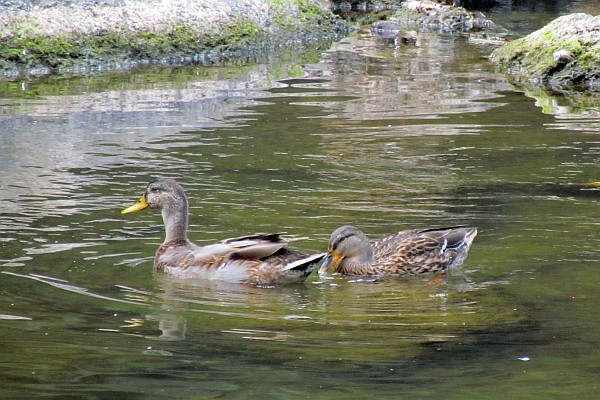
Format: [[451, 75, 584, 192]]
[[0, 0, 347, 79]]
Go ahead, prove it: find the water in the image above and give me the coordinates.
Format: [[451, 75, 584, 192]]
[[2, 4, 600, 399]]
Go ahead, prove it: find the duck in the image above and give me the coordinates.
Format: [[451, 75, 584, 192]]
[[320, 225, 477, 276], [121, 179, 324, 285]]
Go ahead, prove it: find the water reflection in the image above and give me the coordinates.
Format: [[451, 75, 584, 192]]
[[316, 33, 507, 120]]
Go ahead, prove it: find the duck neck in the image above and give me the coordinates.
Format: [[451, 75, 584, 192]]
[[161, 202, 189, 244]]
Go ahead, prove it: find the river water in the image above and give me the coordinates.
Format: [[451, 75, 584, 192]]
[[2, 3, 600, 399]]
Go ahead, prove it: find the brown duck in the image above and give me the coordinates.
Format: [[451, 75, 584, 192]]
[[121, 179, 324, 285], [320, 225, 477, 276]]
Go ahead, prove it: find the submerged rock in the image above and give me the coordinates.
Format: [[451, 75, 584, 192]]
[[490, 13, 600, 91]]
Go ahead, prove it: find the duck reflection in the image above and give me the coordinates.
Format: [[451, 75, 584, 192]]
[[141, 267, 488, 344]]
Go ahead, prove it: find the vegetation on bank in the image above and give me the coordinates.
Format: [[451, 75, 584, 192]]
[[0, 0, 346, 76]]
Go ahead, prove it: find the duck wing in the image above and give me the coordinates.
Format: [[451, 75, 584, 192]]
[[220, 233, 288, 260], [419, 226, 477, 251], [156, 234, 322, 284]]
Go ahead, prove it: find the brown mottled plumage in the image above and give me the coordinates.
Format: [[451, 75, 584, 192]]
[[121, 179, 324, 285], [320, 225, 477, 276]]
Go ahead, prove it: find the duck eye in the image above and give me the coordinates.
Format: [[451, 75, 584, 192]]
[[334, 233, 354, 249]]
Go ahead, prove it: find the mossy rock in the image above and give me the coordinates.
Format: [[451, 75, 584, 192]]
[[490, 13, 600, 91], [0, 0, 347, 78]]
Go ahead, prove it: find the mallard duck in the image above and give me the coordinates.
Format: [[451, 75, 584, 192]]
[[320, 225, 477, 276], [121, 179, 324, 285]]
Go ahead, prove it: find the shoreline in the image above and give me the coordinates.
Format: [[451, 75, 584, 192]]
[[0, 0, 347, 79]]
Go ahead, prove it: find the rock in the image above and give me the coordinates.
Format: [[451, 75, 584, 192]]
[[489, 13, 600, 91], [377, 0, 498, 35], [34, 0, 126, 8], [0, 0, 33, 14], [0, 0, 347, 79]]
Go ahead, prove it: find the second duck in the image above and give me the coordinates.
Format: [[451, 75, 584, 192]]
[[320, 225, 477, 276]]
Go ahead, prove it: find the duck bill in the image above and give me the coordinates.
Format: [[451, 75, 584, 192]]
[[319, 253, 340, 274], [121, 195, 149, 214]]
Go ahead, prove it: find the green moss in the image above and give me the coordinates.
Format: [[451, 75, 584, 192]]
[[269, 0, 305, 34], [297, 0, 323, 18], [0, 36, 82, 67], [268, 0, 341, 36], [223, 18, 262, 48]]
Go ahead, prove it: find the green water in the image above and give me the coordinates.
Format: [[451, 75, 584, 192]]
[[2, 9, 600, 400]]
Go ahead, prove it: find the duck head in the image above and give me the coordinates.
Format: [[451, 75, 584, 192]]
[[320, 225, 373, 274]]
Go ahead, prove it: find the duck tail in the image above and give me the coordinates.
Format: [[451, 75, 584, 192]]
[[282, 253, 327, 274], [465, 227, 478, 247]]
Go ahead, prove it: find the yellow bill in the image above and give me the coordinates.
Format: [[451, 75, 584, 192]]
[[319, 251, 342, 273], [121, 195, 149, 214]]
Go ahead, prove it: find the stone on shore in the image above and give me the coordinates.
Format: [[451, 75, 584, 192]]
[[372, 0, 497, 36], [490, 13, 600, 91]]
